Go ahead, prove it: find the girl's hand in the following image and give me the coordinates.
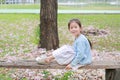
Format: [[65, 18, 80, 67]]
[[65, 64, 72, 70]]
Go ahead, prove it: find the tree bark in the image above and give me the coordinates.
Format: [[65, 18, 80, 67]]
[[39, 0, 59, 50]]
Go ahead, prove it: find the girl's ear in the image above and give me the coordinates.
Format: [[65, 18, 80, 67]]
[[68, 28, 70, 31], [80, 26, 83, 33]]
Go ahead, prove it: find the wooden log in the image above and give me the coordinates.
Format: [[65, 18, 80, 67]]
[[0, 60, 120, 69], [106, 69, 120, 80]]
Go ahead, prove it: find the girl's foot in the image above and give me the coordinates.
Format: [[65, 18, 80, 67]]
[[36, 54, 48, 64]]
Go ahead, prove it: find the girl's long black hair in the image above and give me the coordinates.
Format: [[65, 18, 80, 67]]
[[87, 38, 92, 49]]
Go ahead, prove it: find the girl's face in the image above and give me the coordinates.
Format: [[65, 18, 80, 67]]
[[69, 21, 81, 37]]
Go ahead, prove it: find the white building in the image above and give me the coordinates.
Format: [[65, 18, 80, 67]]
[[5, 0, 39, 4]]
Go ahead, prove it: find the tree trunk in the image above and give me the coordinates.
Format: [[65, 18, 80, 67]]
[[39, 0, 59, 50]]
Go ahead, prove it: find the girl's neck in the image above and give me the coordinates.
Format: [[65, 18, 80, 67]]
[[75, 33, 81, 39]]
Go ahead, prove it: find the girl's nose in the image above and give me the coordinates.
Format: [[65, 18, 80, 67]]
[[72, 28, 76, 31]]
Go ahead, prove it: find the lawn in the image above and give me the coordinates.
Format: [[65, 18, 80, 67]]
[[0, 14, 120, 57], [0, 14, 40, 57], [0, 13, 120, 79]]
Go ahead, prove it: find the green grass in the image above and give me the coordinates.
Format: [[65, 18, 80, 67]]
[[0, 14, 120, 56], [0, 74, 12, 80], [0, 13, 120, 79], [0, 14, 40, 56], [58, 3, 120, 10], [0, 4, 40, 9], [0, 4, 120, 10], [0, 68, 12, 80], [58, 14, 120, 28], [0, 14, 120, 57]]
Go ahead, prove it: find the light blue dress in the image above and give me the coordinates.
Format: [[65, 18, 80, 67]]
[[70, 34, 92, 67]]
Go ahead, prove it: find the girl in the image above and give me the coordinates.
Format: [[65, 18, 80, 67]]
[[36, 19, 92, 70]]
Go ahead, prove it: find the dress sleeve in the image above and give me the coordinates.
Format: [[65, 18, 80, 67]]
[[70, 40, 86, 67]]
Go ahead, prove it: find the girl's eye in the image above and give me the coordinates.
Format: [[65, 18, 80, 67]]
[[70, 27, 72, 29], [70, 26, 73, 29]]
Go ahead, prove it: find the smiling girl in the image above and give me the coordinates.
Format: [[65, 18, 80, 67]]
[[36, 19, 92, 70]]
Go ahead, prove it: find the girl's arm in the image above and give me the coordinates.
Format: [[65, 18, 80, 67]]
[[70, 40, 86, 67]]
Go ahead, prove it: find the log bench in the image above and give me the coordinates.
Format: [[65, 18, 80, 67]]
[[0, 60, 120, 80]]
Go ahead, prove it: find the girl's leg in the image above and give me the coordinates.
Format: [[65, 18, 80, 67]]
[[45, 45, 69, 64]]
